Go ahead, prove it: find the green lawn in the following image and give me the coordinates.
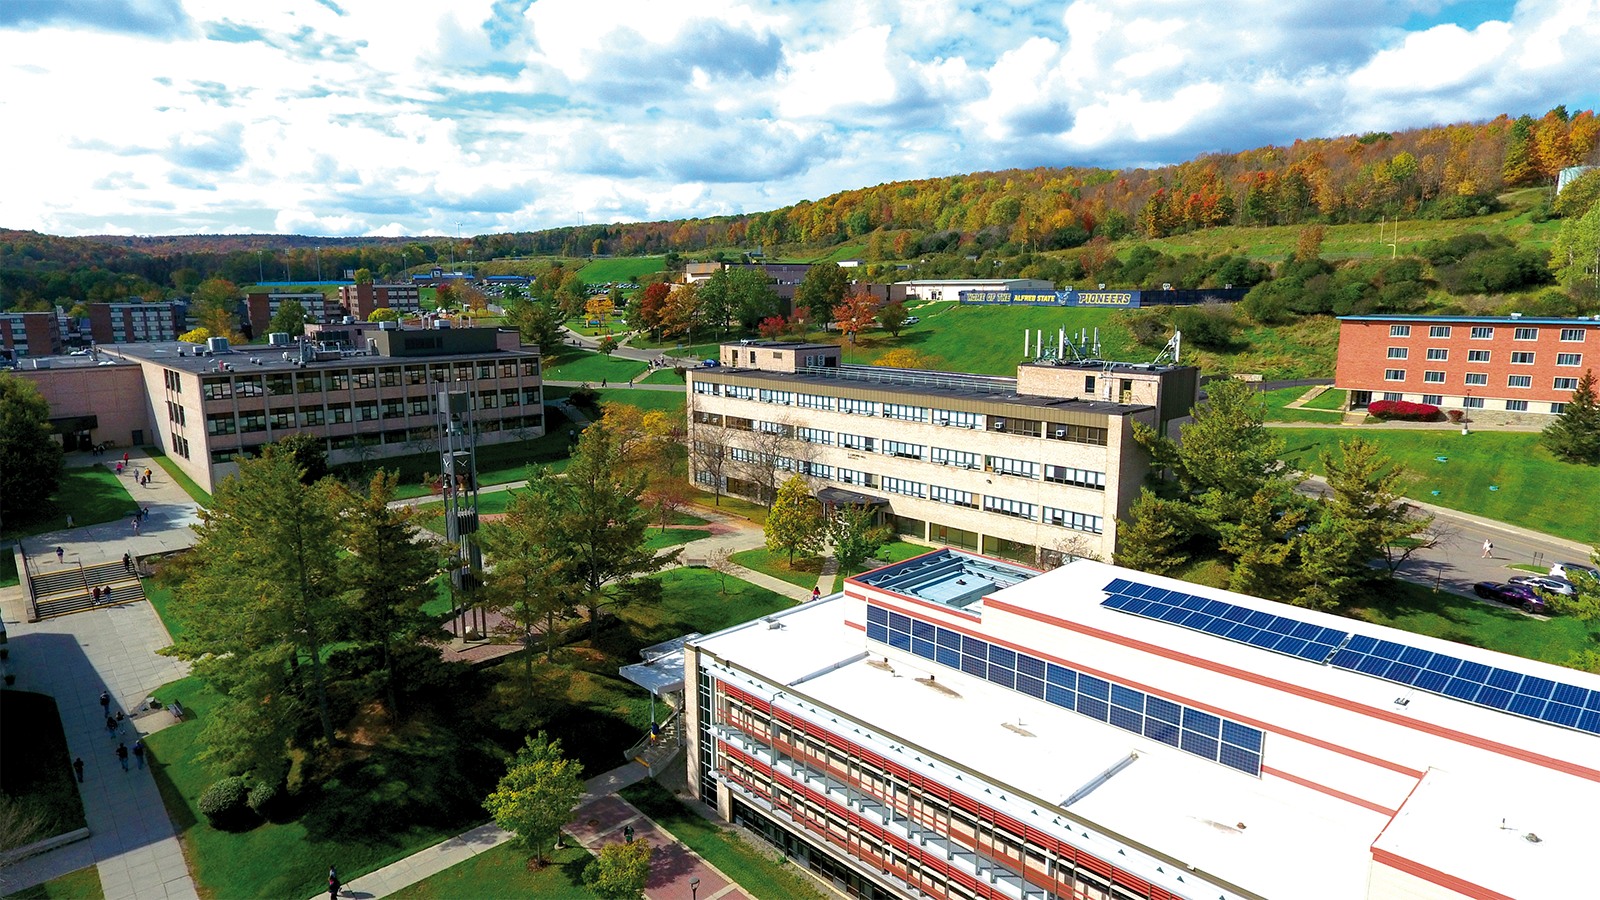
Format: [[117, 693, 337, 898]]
[[576, 257, 665, 284], [144, 449, 213, 506], [1352, 579, 1600, 668], [730, 548, 824, 589], [619, 780, 823, 900], [1303, 387, 1348, 410], [594, 388, 686, 416], [853, 540, 936, 576], [142, 675, 484, 900], [0, 692, 88, 846], [413, 490, 524, 536], [145, 583, 183, 644], [388, 842, 598, 900], [1, 467, 141, 539], [543, 350, 648, 384], [1, 551, 18, 588], [340, 427, 574, 500], [638, 368, 685, 385], [689, 491, 768, 525], [643, 529, 711, 552], [1, 865, 105, 900], [1277, 429, 1600, 543], [1258, 386, 1347, 424]]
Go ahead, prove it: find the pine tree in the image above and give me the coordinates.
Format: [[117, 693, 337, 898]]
[[765, 475, 823, 564], [1112, 491, 1191, 576], [1542, 369, 1600, 464]]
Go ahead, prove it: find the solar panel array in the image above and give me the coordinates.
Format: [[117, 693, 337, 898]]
[[1100, 578, 1600, 736], [1101, 577, 1350, 663]]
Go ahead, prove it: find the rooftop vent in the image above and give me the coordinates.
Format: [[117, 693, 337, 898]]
[[206, 336, 230, 354]]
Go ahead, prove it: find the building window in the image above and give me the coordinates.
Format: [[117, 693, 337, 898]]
[[1042, 507, 1103, 533], [1389, 325, 1411, 337], [356, 402, 379, 421], [796, 427, 833, 445], [880, 476, 925, 498], [1468, 349, 1491, 362], [1464, 373, 1488, 386], [328, 404, 351, 424], [934, 409, 983, 429], [1387, 347, 1408, 359], [1513, 327, 1538, 341], [758, 389, 793, 405], [837, 397, 878, 416], [1423, 371, 1445, 383], [1552, 402, 1568, 414], [1464, 397, 1485, 409], [300, 406, 326, 427], [883, 403, 929, 422], [205, 413, 236, 435], [352, 369, 376, 389], [1506, 400, 1528, 411], [329, 371, 351, 391], [269, 410, 295, 430], [929, 485, 976, 508], [1554, 377, 1579, 391], [882, 439, 925, 460], [1422, 394, 1442, 406], [1508, 375, 1532, 388], [931, 447, 981, 469], [1382, 392, 1403, 401], [1044, 465, 1105, 490], [836, 468, 874, 487], [839, 433, 876, 452], [380, 367, 402, 387], [521, 360, 540, 377], [1426, 348, 1448, 361], [407, 366, 429, 385], [986, 455, 1039, 478], [1429, 325, 1452, 338], [238, 411, 266, 433], [380, 400, 404, 419], [297, 373, 323, 393], [796, 393, 833, 411], [1557, 353, 1582, 366], [202, 379, 233, 401], [266, 374, 294, 396], [1384, 369, 1406, 381], [1510, 351, 1535, 365], [1560, 328, 1586, 342], [1471, 326, 1494, 339], [983, 495, 1036, 520], [409, 397, 433, 416], [1046, 422, 1108, 446]]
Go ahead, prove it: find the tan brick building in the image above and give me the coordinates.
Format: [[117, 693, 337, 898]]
[[1336, 314, 1599, 420], [688, 341, 1198, 563]]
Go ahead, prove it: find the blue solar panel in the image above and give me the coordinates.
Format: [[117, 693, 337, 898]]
[[1098, 579, 1600, 738]]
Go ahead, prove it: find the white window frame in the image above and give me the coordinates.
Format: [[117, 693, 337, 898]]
[[1468, 349, 1491, 362], [1042, 507, 1103, 534], [1510, 351, 1535, 365], [1389, 325, 1411, 337], [1554, 377, 1579, 391], [839, 433, 877, 452], [1507, 375, 1532, 388], [1559, 328, 1585, 342], [1421, 394, 1443, 406], [934, 409, 983, 429], [983, 496, 1037, 521], [1557, 353, 1582, 366], [986, 455, 1039, 478], [1429, 325, 1452, 338], [1505, 400, 1528, 412], [931, 447, 982, 469], [880, 476, 925, 498], [1464, 373, 1488, 386], [1423, 371, 1445, 384], [1387, 347, 1408, 359], [1384, 369, 1406, 382], [882, 403, 929, 423], [1426, 348, 1449, 361], [882, 439, 926, 460], [1470, 326, 1494, 339], [1513, 327, 1538, 341], [930, 485, 977, 508]]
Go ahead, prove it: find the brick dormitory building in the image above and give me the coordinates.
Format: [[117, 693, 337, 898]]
[[14, 323, 543, 492], [685, 341, 1199, 564], [1336, 314, 1599, 421]]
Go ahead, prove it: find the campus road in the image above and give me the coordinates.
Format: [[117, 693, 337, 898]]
[[1296, 475, 1595, 599]]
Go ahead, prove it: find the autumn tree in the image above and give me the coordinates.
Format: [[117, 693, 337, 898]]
[[367, 307, 401, 323], [878, 300, 910, 336], [1294, 225, 1326, 261], [832, 291, 881, 343], [660, 284, 703, 341], [874, 348, 944, 369], [796, 262, 849, 326], [483, 733, 585, 865], [765, 475, 824, 564], [178, 326, 213, 344], [191, 277, 241, 341], [826, 503, 891, 577]]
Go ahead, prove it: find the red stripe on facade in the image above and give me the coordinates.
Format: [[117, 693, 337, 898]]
[[845, 619, 866, 631], [1369, 848, 1516, 900], [1260, 766, 1398, 817], [871, 596, 1423, 780], [986, 599, 1600, 783]]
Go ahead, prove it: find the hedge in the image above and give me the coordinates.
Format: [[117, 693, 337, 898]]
[[1369, 400, 1440, 421]]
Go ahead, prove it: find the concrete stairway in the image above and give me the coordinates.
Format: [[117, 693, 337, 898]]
[[30, 560, 147, 619]]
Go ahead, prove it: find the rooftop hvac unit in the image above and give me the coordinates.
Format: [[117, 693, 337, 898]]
[[268, 332, 291, 346], [206, 336, 230, 354], [379, 320, 400, 331], [436, 319, 452, 329]]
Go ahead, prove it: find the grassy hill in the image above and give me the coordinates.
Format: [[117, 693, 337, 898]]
[[576, 256, 666, 284]]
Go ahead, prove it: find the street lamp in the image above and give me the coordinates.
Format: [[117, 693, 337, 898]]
[[690, 877, 700, 900], [1462, 390, 1471, 435], [316, 246, 323, 283], [257, 250, 263, 284]]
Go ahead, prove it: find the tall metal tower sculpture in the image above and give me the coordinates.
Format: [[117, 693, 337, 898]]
[[438, 389, 485, 639]]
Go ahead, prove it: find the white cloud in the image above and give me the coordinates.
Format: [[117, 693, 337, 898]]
[[0, 0, 1597, 236]]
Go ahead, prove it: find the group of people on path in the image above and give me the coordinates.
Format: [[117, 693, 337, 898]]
[[89, 690, 146, 780]]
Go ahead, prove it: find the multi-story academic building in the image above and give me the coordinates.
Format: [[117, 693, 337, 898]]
[[79, 324, 544, 493], [245, 291, 344, 338], [336, 282, 423, 321], [1, 310, 64, 358], [687, 341, 1198, 564], [1336, 314, 1599, 420], [86, 301, 185, 344], [686, 551, 1600, 900]]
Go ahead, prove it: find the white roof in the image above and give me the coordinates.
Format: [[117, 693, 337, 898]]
[[693, 559, 1600, 900]]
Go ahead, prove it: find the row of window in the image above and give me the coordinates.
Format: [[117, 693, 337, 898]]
[[1387, 348, 1579, 365], [1385, 371, 1582, 389], [202, 390, 539, 435], [1377, 392, 1568, 413], [199, 361, 540, 401], [1390, 324, 1587, 341], [207, 415, 545, 463], [696, 382, 1108, 444]]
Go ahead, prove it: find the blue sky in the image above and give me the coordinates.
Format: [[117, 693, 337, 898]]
[[1, 0, 1595, 237]]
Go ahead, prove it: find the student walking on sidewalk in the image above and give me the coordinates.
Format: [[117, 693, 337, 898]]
[[116, 743, 129, 772]]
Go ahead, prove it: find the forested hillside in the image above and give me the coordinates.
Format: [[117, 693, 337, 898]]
[[2, 107, 1597, 312]]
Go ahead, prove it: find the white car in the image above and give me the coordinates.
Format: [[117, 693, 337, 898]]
[[904, 316, 921, 325], [1507, 575, 1578, 597], [1549, 562, 1598, 583]]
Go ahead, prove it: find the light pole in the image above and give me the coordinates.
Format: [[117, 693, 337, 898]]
[[257, 250, 263, 284], [690, 877, 699, 900], [316, 246, 323, 283], [1462, 390, 1471, 435]]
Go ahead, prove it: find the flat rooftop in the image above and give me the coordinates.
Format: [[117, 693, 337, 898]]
[[108, 339, 537, 375], [1339, 314, 1600, 325], [695, 559, 1600, 900], [698, 365, 1149, 414], [851, 549, 1036, 615]]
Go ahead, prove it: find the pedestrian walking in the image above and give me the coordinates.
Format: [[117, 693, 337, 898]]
[[116, 743, 129, 771], [106, 715, 118, 740], [116, 710, 126, 732], [100, 690, 111, 713], [123, 552, 133, 572], [133, 740, 145, 769], [66, 513, 74, 528], [56, 546, 65, 563], [142, 506, 150, 521], [132, 518, 140, 536], [91, 586, 101, 603], [328, 867, 341, 899], [811, 586, 821, 602], [73, 757, 85, 783], [116, 461, 124, 475], [145, 467, 152, 481], [1482, 539, 1493, 558], [123, 451, 129, 464]]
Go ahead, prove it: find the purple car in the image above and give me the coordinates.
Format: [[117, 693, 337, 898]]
[[1473, 582, 1544, 612]]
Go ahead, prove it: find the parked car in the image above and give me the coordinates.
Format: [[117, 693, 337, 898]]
[[1507, 575, 1578, 596], [904, 316, 921, 325], [1549, 562, 1598, 583], [1473, 582, 1544, 612], [700, 359, 719, 367]]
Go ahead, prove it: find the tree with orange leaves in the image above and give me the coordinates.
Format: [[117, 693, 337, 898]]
[[832, 291, 880, 344]]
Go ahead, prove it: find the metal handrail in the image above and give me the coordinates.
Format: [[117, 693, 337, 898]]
[[795, 364, 1019, 395]]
